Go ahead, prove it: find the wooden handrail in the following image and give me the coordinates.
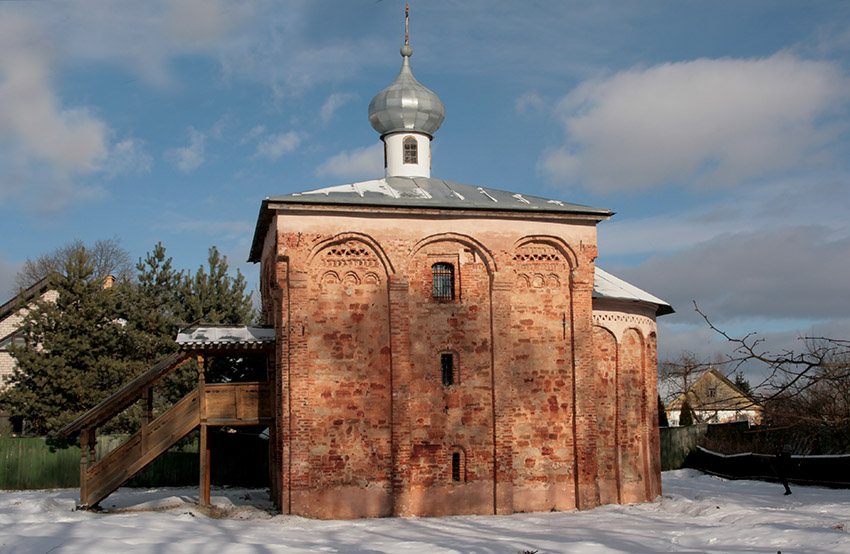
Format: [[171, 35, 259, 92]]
[[81, 389, 201, 508], [61, 343, 274, 509], [60, 351, 193, 436]]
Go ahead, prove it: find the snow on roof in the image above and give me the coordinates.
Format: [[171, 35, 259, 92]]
[[594, 267, 674, 316], [176, 325, 275, 349], [249, 177, 612, 262], [278, 176, 610, 214]]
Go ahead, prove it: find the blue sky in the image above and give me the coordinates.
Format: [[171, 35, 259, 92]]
[[1, 0, 849, 373]]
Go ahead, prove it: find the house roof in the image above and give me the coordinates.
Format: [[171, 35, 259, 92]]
[[249, 176, 612, 262], [593, 267, 674, 316], [0, 275, 53, 322], [666, 368, 762, 412]]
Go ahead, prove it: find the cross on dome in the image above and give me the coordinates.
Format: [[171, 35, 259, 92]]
[[367, 7, 445, 139]]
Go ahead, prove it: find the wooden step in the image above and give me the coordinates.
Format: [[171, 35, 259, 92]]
[[83, 390, 200, 508]]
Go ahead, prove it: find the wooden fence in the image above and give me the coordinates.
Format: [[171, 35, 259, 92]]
[[0, 431, 267, 490], [684, 446, 850, 488]]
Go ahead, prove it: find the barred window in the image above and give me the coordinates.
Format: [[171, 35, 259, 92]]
[[403, 136, 418, 164], [432, 263, 454, 299], [441, 353, 454, 386]]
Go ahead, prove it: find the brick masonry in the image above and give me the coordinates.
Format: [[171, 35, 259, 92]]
[[259, 209, 661, 518]]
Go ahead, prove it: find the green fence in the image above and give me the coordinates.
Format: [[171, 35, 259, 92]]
[[0, 437, 84, 489], [0, 429, 266, 490], [0, 435, 200, 490]]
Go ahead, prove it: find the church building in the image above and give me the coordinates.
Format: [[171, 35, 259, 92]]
[[248, 30, 672, 519]]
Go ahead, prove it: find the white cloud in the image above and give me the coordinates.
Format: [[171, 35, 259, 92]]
[[166, 127, 206, 173], [241, 126, 302, 161], [320, 93, 356, 124], [165, 0, 232, 48], [515, 91, 545, 114], [612, 226, 850, 324], [599, 176, 850, 259], [255, 131, 302, 161], [316, 144, 383, 180], [241, 125, 266, 144], [0, 13, 107, 176], [31, 0, 251, 89], [541, 53, 849, 192], [103, 138, 153, 177]]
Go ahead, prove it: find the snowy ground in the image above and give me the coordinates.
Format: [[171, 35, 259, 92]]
[[1, 470, 848, 553]]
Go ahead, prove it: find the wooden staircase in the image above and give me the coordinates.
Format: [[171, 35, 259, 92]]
[[60, 345, 274, 510], [82, 389, 200, 508]]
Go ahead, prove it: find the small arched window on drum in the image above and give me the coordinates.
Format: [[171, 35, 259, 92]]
[[403, 136, 418, 164]]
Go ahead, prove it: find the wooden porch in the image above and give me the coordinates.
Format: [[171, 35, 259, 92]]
[[60, 326, 275, 509]]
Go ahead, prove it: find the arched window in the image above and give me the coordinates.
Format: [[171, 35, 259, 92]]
[[450, 447, 466, 482], [440, 352, 459, 386], [452, 452, 462, 481], [432, 263, 454, 299], [403, 136, 418, 164]]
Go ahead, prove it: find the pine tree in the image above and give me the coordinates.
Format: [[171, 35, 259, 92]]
[[121, 242, 183, 364], [733, 371, 752, 396], [0, 242, 258, 435], [658, 395, 669, 427], [0, 249, 140, 435], [680, 398, 695, 426], [178, 246, 254, 325], [177, 246, 257, 386]]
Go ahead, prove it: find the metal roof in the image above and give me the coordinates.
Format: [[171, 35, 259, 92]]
[[284, 177, 611, 214], [176, 324, 276, 350], [593, 267, 674, 316], [368, 45, 445, 138], [249, 177, 612, 262]]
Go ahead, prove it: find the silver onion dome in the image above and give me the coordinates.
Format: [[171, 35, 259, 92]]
[[368, 44, 445, 138]]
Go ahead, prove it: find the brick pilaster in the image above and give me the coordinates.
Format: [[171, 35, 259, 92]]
[[571, 261, 600, 510], [388, 275, 411, 515], [491, 274, 515, 514], [286, 271, 309, 513]]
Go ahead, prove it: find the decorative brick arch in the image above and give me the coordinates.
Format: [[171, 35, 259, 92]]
[[297, 232, 394, 513], [409, 232, 497, 275], [448, 444, 468, 483], [619, 327, 648, 502], [593, 324, 620, 505], [306, 232, 395, 276], [511, 235, 578, 270], [645, 331, 661, 500]]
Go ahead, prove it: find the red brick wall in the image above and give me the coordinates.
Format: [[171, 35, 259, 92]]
[[262, 213, 661, 518], [509, 242, 575, 512], [593, 326, 619, 504], [393, 239, 495, 515], [619, 327, 647, 502]]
